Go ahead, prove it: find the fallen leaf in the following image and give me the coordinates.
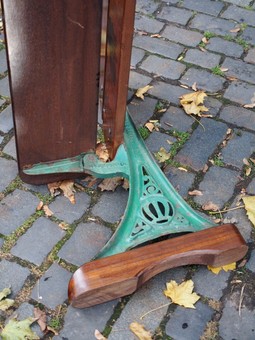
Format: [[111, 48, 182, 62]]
[[202, 164, 209, 173], [83, 175, 98, 188], [199, 46, 207, 52], [59, 180, 75, 204], [135, 85, 153, 100], [220, 67, 228, 72], [145, 122, 155, 132], [164, 280, 200, 309], [95, 329, 108, 340], [0, 288, 11, 301], [202, 202, 219, 211], [36, 201, 44, 211], [178, 167, 188, 172], [245, 167, 251, 176], [150, 34, 161, 38], [137, 30, 148, 36], [58, 222, 69, 230], [202, 37, 209, 44], [157, 108, 167, 113], [154, 147, 171, 163], [242, 196, 255, 227], [188, 190, 203, 196], [98, 177, 123, 191], [244, 103, 255, 108], [122, 178, 129, 190], [227, 76, 238, 81], [96, 143, 109, 162], [177, 55, 184, 61], [180, 84, 189, 89], [129, 322, 152, 340], [192, 82, 197, 91], [34, 307, 47, 332], [1, 317, 39, 340], [243, 158, 250, 166], [180, 91, 209, 117], [46, 326, 59, 336], [43, 205, 54, 217], [48, 182, 62, 197], [0, 288, 14, 312], [207, 262, 236, 274], [229, 27, 240, 33]]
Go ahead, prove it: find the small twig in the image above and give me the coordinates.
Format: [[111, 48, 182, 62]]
[[140, 302, 172, 320], [238, 284, 246, 317], [190, 115, 205, 131], [209, 205, 245, 215]]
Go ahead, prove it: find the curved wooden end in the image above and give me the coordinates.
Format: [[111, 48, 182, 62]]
[[68, 224, 248, 308]]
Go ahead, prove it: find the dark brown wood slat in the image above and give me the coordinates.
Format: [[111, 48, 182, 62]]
[[68, 224, 248, 308], [102, 0, 136, 159], [2, 0, 102, 184]]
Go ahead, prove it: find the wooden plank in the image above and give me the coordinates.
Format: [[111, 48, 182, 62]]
[[68, 224, 248, 308], [102, 0, 136, 159], [2, 0, 102, 184]]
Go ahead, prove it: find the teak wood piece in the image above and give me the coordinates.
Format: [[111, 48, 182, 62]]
[[2, 0, 102, 184], [68, 224, 248, 308]]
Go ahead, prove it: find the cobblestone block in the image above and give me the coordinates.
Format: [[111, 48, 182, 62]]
[[145, 131, 175, 153], [0, 49, 8, 74], [222, 57, 255, 84], [0, 189, 39, 235], [204, 97, 222, 117], [11, 217, 65, 265], [3, 136, 17, 159], [246, 250, 255, 272], [221, 131, 255, 169], [131, 47, 145, 68], [58, 222, 112, 266], [241, 26, 255, 45], [223, 0, 250, 5], [164, 166, 195, 197], [162, 25, 203, 47], [0, 157, 17, 192], [207, 37, 243, 58], [180, 0, 224, 16], [165, 301, 214, 340], [128, 97, 157, 126], [224, 81, 255, 105], [160, 106, 193, 132], [175, 119, 228, 171], [92, 187, 128, 223], [219, 300, 255, 339], [244, 48, 255, 64], [157, 5, 193, 25], [140, 55, 186, 80], [247, 177, 255, 194], [8, 303, 43, 338], [109, 268, 187, 340], [55, 301, 117, 340], [184, 49, 221, 69], [133, 35, 184, 60], [148, 81, 190, 104], [135, 0, 160, 15], [0, 105, 13, 133], [49, 192, 91, 224], [22, 182, 49, 195], [189, 14, 238, 37], [194, 166, 239, 208], [221, 5, 255, 27], [31, 263, 72, 309], [0, 260, 30, 297], [0, 76, 10, 97], [180, 68, 225, 92], [193, 266, 230, 300], [135, 14, 164, 33], [129, 70, 152, 90]]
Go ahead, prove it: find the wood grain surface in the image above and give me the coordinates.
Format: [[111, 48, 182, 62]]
[[68, 224, 248, 308]]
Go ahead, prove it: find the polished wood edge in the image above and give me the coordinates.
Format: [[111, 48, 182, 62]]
[[68, 224, 248, 308]]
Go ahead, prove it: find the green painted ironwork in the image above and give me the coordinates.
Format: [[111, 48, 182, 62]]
[[24, 112, 215, 258]]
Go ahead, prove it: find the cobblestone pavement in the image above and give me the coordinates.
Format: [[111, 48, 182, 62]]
[[0, 0, 255, 339]]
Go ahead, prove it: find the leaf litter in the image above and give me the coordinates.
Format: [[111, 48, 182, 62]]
[[180, 91, 211, 117]]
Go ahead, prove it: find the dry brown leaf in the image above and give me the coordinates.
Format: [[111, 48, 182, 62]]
[[83, 175, 98, 188], [242, 196, 255, 227], [188, 190, 203, 196], [230, 27, 240, 33], [43, 205, 54, 217], [244, 103, 255, 108], [122, 178, 130, 190], [129, 322, 152, 340], [34, 307, 47, 332], [47, 326, 59, 336], [227, 76, 238, 81], [202, 164, 209, 173], [96, 143, 110, 162], [145, 122, 155, 132], [59, 180, 76, 204], [192, 82, 197, 91], [36, 201, 44, 211], [202, 37, 209, 44], [178, 167, 188, 172], [220, 67, 228, 72], [245, 167, 251, 176], [95, 329, 107, 340], [48, 182, 62, 196], [58, 222, 69, 230], [135, 85, 153, 100], [243, 158, 250, 166], [202, 201, 219, 211], [150, 34, 161, 38], [164, 280, 200, 309], [98, 177, 123, 191]]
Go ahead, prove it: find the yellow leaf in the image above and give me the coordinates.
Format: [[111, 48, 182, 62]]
[[129, 322, 152, 340], [135, 85, 153, 100], [207, 262, 236, 274], [242, 196, 255, 227], [155, 147, 171, 163], [164, 280, 200, 309], [180, 91, 208, 117]]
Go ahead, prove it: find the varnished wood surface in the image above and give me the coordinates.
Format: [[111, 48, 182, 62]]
[[68, 224, 248, 308], [102, 0, 136, 159], [2, 0, 102, 184]]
